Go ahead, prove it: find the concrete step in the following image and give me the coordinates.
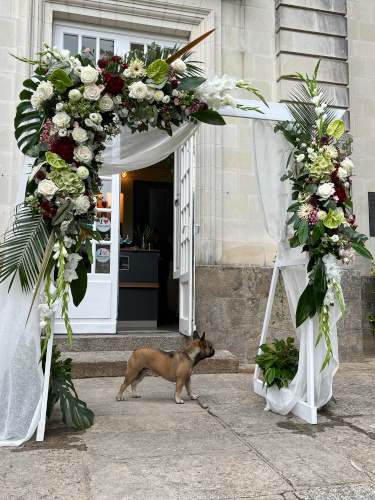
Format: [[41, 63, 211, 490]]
[[61, 350, 239, 378], [54, 332, 190, 353]]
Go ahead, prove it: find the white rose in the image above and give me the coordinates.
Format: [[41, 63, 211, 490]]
[[89, 112, 102, 123], [80, 66, 99, 85], [52, 111, 71, 129], [63, 268, 78, 283], [69, 89, 82, 102], [146, 87, 156, 101], [74, 145, 94, 164], [77, 166, 89, 179], [162, 95, 170, 104], [74, 194, 91, 214], [60, 49, 70, 60], [331, 235, 339, 243], [37, 179, 59, 201], [31, 92, 42, 110], [56, 102, 64, 112], [99, 94, 114, 112], [337, 167, 348, 179], [83, 84, 101, 101], [128, 81, 148, 101], [317, 182, 335, 199], [171, 58, 187, 75], [36, 81, 54, 101], [72, 127, 88, 143], [154, 90, 164, 102], [296, 154, 305, 162], [341, 157, 354, 174]]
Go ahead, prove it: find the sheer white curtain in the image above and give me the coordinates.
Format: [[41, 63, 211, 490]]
[[253, 119, 340, 415], [0, 123, 196, 446]]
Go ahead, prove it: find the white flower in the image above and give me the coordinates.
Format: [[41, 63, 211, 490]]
[[162, 95, 170, 104], [73, 66, 82, 77], [317, 210, 327, 220], [72, 127, 88, 143], [80, 65, 99, 85], [60, 49, 70, 60], [317, 182, 335, 199], [58, 129, 68, 137], [154, 90, 164, 102], [74, 145, 94, 164], [89, 112, 102, 124], [99, 94, 114, 112], [324, 145, 338, 159], [63, 236, 75, 248], [322, 253, 341, 281], [323, 286, 335, 306], [308, 152, 318, 161], [74, 194, 91, 214], [77, 166, 89, 179], [40, 320, 48, 328], [69, 57, 81, 69], [36, 81, 54, 101], [315, 103, 327, 116], [311, 94, 322, 105], [171, 58, 187, 75], [331, 235, 339, 243], [95, 154, 103, 163], [123, 68, 132, 78], [63, 268, 78, 282], [128, 81, 148, 101], [69, 89, 82, 102], [296, 154, 305, 162], [172, 89, 179, 97], [221, 94, 235, 107], [65, 253, 82, 270], [31, 92, 42, 110], [118, 108, 128, 118], [307, 147, 314, 154], [96, 125, 103, 132], [297, 203, 314, 220], [56, 102, 64, 112], [337, 167, 348, 180], [37, 179, 59, 201], [301, 143, 307, 148], [83, 84, 101, 101], [341, 157, 354, 174], [38, 303, 53, 319], [85, 118, 94, 128], [41, 53, 52, 66], [52, 111, 71, 129], [60, 221, 70, 233], [49, 281, 57, 295], [146, 87, 156, 101]]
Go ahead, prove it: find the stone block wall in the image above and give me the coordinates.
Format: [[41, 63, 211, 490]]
[[195, 265, 365, 363]]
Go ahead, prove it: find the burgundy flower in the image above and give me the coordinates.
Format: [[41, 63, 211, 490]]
[[89, 204, 95, 211], [35, 169, 46, 181], [309, 196, 318, 206], [122, 63, 128, 70], [50, 137, 74, 163], [170, 78, 179, 89], [40, 201, 51, 211], [104, 74, 124, 93], [200, 103, 209, 111], [111, 55, 122, 63], [97, 59, 109, 70], [320, 136, 330, 144]]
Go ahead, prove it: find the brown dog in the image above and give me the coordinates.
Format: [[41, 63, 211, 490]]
[[116, 331, 215, 404]]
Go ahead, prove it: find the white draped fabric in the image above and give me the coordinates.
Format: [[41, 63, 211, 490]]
[[253, 120, 340, 415], [0, 123, 195, 446]]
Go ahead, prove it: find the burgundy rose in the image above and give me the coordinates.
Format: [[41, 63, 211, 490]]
[[122, 63, 128, 70], [36, 169, 46, 181], [97, 59, 109, 70], [111, 55, 122, 63], [50, 137, 75, 163], [170, 78, 179, 89], [40, 201, 51, 211], [104, 74, 124, 93]]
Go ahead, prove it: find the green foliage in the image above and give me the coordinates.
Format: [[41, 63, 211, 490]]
[[42, 343, 94, 429], [70, 259, 88, 307], [146, 59, 169, 84], [190, 109, 226, 126], [0, 204, 51, 292], [255, 337, 299, 391], [326, 119, 345, 139], [49, 69, 74, 93], [177, 77, 207, 90]]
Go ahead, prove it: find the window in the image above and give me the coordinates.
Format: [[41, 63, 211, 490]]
[[54, 21, 187, 61]]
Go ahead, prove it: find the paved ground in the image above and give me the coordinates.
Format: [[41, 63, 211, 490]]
[[1, 361, 375, 499]]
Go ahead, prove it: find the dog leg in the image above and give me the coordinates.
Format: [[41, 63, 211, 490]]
[[131, 368, 148, 398], [185, 377, 199, 400], [175, 378, 186, 404]]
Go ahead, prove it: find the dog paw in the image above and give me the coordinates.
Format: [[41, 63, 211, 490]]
[[175, 399, 184, 404], [132, 395, 141, 398], [190, 394, 199, 400], [116, 396, 124, 401]]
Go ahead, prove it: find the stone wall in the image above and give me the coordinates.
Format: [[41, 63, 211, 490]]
[[195, 265, 366, 363]]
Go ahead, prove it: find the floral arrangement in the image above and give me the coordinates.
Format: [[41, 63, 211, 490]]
[[275, 61, 372, 372], [0, 31, 266, 356]]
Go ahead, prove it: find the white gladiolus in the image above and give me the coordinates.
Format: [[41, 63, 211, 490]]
[[65, 253, 82, 270], [60, 49, 70, 60], [63, 268, 78, 283], [63, 236, 75, 249]]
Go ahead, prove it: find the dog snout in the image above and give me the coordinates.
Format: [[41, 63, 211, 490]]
[[210, 348, 215, 357]]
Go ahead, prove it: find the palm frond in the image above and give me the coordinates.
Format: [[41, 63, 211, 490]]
[[0, 204, 51, 292], [286, 83, 337, 138]]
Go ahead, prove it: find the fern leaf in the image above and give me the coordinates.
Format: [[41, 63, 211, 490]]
[[0, 204, 51, 292]]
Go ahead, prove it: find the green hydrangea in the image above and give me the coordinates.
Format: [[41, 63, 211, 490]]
[[48, 169, 85, 198], [308, 155, 334, 183]]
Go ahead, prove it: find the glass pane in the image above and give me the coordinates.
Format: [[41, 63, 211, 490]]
[[97, 180, 112, 209], [64, 34, 79, 56], [82, 36, 96, 57], [100, 39, 114, 59], [97, 213, 111, 242], [95, 244, 111, 274], [130, 43, 145, 53]]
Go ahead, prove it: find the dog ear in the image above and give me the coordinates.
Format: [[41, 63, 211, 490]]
[[193, 330, 200, 340], [201, 331, 206, 341]]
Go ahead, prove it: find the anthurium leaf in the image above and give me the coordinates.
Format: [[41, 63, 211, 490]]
[[296, 283, 316, 327], [351, 242, 373, 260], [190, 109, 226, 126], [326, 119, 345, 139], [46, 151, 69, 170], [70, 259, 88, 307], [49, 69, 74, 93], [177, 77, 207, 90], [147, 59, 169, 84], [313, 258, 327, 312]]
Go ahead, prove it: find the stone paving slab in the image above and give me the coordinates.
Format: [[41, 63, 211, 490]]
[[294, 483, 375, 499]]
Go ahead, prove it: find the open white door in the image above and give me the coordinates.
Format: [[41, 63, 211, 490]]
[[55, 175, 120, 334], [173, 136, 195, 336]]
